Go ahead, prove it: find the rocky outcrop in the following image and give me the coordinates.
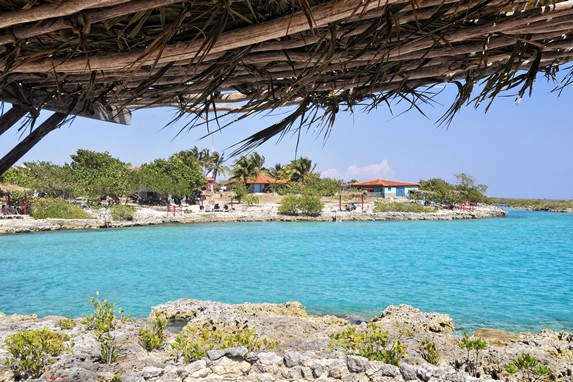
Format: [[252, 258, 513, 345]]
[[1, 300, 570, 382], [0, 205, 506, 234]]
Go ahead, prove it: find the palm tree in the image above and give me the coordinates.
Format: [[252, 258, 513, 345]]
[[289, 157, 315, 183], [206, 151, 229, 182], [230, 155, 252, 183], [267, 163, 284, 179]]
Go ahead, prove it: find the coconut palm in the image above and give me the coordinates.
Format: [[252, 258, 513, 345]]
[[289, 157, 316, 183], [206, 151, 229, 182], [229, 152, 265, 182]]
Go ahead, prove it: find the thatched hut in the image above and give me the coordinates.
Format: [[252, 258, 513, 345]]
[[2, 0, 573, 173]]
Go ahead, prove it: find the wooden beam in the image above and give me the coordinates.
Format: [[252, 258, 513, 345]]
[[0, 107, 28, 136], [0, 0, 132, 29], [0, 112, 67, 176]]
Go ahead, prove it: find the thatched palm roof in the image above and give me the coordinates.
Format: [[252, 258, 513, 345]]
[[1, 0, 573, 174]]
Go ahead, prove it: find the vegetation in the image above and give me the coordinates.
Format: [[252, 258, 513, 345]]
[[242, 194, 260, 206], [419, 337, 439, 365], [278, 195, 323, 216], [493, 198, 573, 212], [419, 173, 489, 204], [459, 333, 488, 376], [231, 182, 248, 203], [82, 292, 128, 364], [374, 202, 436, 213], [139, 312, 168, 352], [329, 323, 408, 366], [30, 197, 93, 219], [56, 318, 75, 330], [505, 353, 552, 381], [4, 328, 70, 378], [230, 153, 265, 182], [110, 205, 136, 221], [172, 324, 275, 363]]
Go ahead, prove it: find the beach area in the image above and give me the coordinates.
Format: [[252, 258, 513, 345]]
[[0, 193, 506, 234]]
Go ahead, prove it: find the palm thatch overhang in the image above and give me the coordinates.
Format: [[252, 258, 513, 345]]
[[2, 0, 573, 175]]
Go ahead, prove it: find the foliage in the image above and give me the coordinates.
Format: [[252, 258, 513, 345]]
[[286, 157, 316, 183], [110, 205, 136, 221], [5, 161, 77, 198], [454, 173, 489, 203], [135, 151, 205, 199], [4, 328, 70, 378], [493, 198, 573, 212], [418, 178, 458, 204], [139, 312, 168, 351], [329, 323, 408, 366], [287, 173, 341, 197], [69, 149, 132, 201], [83, 292, 128, 364], [278, 194, 323, 216], [277, 194, 299, 215], [31, 197, 93, 219], [459, 333, 488, 376], [242, 194, 260, 206], [230, 152, 265, 182], [419, 337, 439, 365], [56, 318, 75, 330], [231, 182, 248, 203], [505, 353, 553, 381], [374, 202, 436, 213], [110, 374, 122, 382], [172, 324, 276, 363]]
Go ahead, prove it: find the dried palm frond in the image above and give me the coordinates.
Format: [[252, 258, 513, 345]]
[[0, 0, 572, 166]]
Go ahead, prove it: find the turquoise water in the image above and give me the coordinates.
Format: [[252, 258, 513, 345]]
[[1, 210, 572, 333]]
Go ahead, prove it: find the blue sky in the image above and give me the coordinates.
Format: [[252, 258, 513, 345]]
[[1, 76, 572, 199]]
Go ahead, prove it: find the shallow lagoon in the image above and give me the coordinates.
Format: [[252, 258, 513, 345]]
[[1, 209, 572, 333]]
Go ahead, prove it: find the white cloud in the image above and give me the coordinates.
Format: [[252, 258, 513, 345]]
[[320, 160, 395, 181]]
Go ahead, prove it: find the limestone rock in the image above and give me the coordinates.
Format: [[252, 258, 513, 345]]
[[377, 305, 455, 334], [347, 355, 369, 373], [207, 346, 248, 361], [210, 357, 251, 376]]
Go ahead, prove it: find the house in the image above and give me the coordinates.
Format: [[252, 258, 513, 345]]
[[245, 174, 287, 193], [205, 177, 216, 192], [350, 179, 419, 198]]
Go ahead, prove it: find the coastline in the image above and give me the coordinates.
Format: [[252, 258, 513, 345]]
[[0, 300, 570, 382], [0, 204, 506, 234]]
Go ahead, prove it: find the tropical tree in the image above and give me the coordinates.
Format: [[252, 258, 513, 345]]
[[230, 152, 265, 182], [288, 157, 316, 183], [206, 151, 229, 182], [267, 163, 288, 180], [418, 178, 455, 204], [69, 149, 132, 201], [454, 173, 488, 203]]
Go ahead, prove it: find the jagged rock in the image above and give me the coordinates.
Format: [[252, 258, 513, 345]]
[[347, 355, 369, 373], [377, 305, 455, 334], [473, 328, 517, 346], [283, 351, 305, 367], [325, 358, 350, 379], [400, 364, 418, 381], [207, 346, 248, 361], [210, 357, 251, 376], [142, 366, 163, 379], [184, 360, 211, 379]]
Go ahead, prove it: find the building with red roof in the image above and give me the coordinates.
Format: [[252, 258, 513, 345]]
[[350, 179, 419, 198], [245, 174, 287, 193]]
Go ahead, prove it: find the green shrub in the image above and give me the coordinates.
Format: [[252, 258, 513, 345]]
[[330, 323, 408, 366], [277, 195, 300, 215], [31, 197, 93, 219], [242, 194, 260, 206], [459, 333, 487, 376], [4, 328, 70, 378], [374, 202, 436, 213], [110, 205, 136, 221], [505, 353, 552, 381], [139, 312, 168, 351], [172, 325, 276, 363], [83, 292, 128, 364], [278, 195, 323, 216], [420, 337, 439, 365], [298, 195, 324, 216], [56, 318, 75, 330]]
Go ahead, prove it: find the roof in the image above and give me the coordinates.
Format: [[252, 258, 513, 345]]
[[3, 1, 573, 174], [245, 174, 287, 185], [351, 179, 419, 188]]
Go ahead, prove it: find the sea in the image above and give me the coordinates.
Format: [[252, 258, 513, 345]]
[[0, 209, 571, 333]]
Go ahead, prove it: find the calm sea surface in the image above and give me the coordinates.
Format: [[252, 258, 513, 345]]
[[1, 209, 572, 333]]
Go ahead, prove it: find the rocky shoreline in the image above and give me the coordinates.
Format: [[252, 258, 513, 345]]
[[0, 300, 571, 382], [0, 204, 506, 234]]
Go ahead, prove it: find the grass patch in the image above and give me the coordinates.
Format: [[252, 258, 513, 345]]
[[493, 198, 573, 212], [110, 205, 136, 221]]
